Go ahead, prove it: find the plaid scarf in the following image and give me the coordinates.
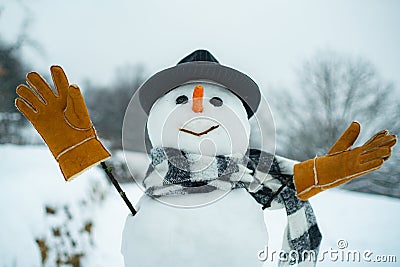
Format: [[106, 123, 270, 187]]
[[143, 147, 322, 266]]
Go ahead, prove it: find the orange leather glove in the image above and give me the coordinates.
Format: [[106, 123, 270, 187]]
[[294, 122, 396, 200], [15, 66, 111, 181]]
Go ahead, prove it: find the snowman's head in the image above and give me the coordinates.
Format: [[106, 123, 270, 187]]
[[147, 82, 250, 157]]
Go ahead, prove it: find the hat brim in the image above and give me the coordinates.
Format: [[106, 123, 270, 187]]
[[139, 61, 261, 117]]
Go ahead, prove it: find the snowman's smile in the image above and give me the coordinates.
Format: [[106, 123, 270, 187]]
[[178, 125, 220, 137]]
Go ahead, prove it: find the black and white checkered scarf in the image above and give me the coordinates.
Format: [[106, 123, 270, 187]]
[[143, 147, 322, 266]]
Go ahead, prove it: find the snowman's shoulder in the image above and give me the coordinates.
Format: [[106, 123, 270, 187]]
[[274, 155, 299, 175]]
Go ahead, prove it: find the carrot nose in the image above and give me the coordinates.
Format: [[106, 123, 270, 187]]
[[192, 85, 204, 113]]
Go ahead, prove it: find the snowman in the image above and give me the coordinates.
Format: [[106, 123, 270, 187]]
[[15, 50, 396, 266]]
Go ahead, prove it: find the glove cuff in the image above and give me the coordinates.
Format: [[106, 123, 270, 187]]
[[57, 137, 111, 181], [294, 158, 322, 200]]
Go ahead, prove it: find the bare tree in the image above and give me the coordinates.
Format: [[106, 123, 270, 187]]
[[85, 64, 146, 150], [270, 51, 400, 198], [0, 1, 41, 144]]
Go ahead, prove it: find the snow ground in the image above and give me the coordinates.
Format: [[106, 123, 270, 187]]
[[0, 144, 399, 266]]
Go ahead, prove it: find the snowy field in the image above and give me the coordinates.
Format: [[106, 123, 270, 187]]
[[0, 144, 399, 267]]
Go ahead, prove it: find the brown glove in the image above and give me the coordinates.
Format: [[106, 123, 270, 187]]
[[294, 122, 396, 200], [15, 66, 111, 181]]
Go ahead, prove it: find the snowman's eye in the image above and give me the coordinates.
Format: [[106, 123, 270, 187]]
[[209, 97, 223, 107], [175, 95, 188, 105]]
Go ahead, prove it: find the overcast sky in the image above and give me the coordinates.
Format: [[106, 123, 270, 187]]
[[1, 0, 399, 95]]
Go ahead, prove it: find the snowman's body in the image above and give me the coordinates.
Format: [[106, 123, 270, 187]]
[[122, 66, 277, 266], [121, 189, 268, 267]]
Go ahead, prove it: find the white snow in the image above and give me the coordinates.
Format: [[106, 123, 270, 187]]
[[0, 144, 399, 266], [122, 189, 268, 267], [0, 144, 142, 267]]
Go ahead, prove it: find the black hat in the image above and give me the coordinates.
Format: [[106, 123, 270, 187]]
[[139, 50, 261, 118]]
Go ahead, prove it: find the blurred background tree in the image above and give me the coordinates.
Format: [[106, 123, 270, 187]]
[[0, 38, 26, 144], [0, 1, 41, 144], [0, 0, 146, 149], [85, 64, 146, 150], [271, 51, 400, 198]]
